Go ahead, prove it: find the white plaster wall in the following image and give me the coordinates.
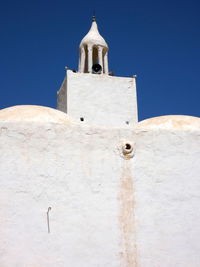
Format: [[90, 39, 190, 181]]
[[57, 70, 138, 127], [132, 116, 200, 267], [57, 77, 67, 112], [1, 106, 200, 267], [0, 106, 136, 267]]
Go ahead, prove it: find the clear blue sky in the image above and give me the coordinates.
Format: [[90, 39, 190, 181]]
[[0, 0, 199, 121]]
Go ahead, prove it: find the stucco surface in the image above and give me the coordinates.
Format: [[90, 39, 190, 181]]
[[0, 105, 70, 124], [57, 70, 138, 127], [134, 115, 200, 266], [57, 78, 67, 112], [80, 20, 108, 48], [0, 106, 200, 266], [138, 115, 200, 130], [0, 105, 136, 267]]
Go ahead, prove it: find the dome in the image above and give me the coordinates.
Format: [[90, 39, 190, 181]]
[[137, 115, 200, 130], [80, 19, 108, 49], [0, 105, 71, 124]]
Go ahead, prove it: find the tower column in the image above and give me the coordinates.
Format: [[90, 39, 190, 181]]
[[98, 46, 103, 73], [80, 46, 86, 72], [88, 45, 93, 73], [104, 51, 109, 74]]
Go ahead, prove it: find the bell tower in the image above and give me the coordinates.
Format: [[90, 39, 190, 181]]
[[79, 16, 108, 74], [57, 17, 138, 127]]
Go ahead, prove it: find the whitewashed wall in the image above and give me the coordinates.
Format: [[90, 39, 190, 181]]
[[132, 116, 200, 267], [57, 70, 138, 127], [0, 105, 136, 267], [0, 106, 200, 267]]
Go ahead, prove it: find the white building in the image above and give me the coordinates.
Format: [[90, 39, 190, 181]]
[[57, 16, 138, 127], [0, 17, 200, 267]]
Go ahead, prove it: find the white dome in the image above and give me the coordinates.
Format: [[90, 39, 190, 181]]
[[80, 20, 108, 49], [137, 115, 200, 130], [0, 105, 71, 124]]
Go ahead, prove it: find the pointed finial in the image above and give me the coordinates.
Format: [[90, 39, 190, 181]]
[[92, 10, 96, 22]]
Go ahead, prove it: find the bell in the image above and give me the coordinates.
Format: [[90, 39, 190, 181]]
[[92, 64, 102, 74]]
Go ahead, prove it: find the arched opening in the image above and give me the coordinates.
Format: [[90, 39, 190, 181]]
[[92, 46, 98, 65], [84, 45, 88, 73]]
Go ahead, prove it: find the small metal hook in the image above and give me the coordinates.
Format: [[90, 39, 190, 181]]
[[47, 207, 52, 233]]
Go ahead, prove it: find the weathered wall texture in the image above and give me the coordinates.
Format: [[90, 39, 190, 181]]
[[133, 116, 200, 267], [0, 106, 200, 267], [57, 70, 138, 127], [57, 77, 67, 112]]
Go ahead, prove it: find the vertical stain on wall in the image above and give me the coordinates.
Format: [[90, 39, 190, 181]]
[[119, 160, 137, 267]]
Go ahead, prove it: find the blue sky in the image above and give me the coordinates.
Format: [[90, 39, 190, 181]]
[[0, 0, 199, 121]]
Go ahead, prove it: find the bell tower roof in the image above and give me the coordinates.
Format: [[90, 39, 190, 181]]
[[80, 18, 108, 49]]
